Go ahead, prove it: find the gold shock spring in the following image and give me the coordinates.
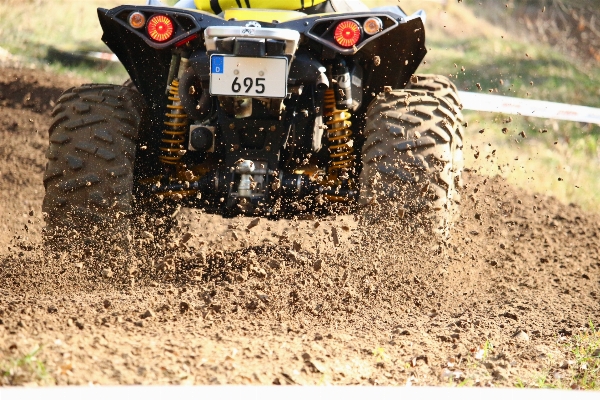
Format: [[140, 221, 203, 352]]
[[159, 80, 188, 165], [324, 89, 355, 183]]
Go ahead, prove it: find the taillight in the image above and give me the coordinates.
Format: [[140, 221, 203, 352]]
[[147, 15, 174, 42], [128, 12, 146, 29], [333, 20, 362, 48], [363, 17, 382, 35]]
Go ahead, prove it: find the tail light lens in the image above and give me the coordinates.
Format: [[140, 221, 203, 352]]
[[147, 15, 174, 42], [128, 12, 146, 29], [333, 20, 362, 48], [363, 17, 382, 35]]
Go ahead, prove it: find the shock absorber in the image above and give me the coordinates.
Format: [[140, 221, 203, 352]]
[[324, 89, 355, 183], [159, 79, 188, 166]]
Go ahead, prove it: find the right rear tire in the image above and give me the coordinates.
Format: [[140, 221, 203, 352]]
[[359, 87, 463, 238], [407, 74, 465, 203]]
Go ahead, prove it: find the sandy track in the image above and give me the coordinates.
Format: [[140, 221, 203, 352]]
[[0, 67, 598, 386]]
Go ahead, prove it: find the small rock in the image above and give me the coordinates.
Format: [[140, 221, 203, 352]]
[[103, 299, 111, 309], [331, 227, 340, 246], [47, 305, 58, 314], [102, 268, 114, 278], [513, 331, 529, 342], [247, 218, 260, 229], [180, 232, 193, 244], [313, 259, 323, 272], [552, 371, 564, 380], [134, 320, 144, 327], [141, 231, 154, 240], [268, 259, 283, 269], [179, 301, 189, 314], [74, 321, 84, 330], [441, 369, 463, 380], [256, 291, 270, 304], [252, 266, 267, 278], [140, 310, 154, 319]]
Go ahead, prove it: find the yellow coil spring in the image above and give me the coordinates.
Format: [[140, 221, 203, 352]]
[[159, 80, 188, 165], [324, 89, 354, 181]]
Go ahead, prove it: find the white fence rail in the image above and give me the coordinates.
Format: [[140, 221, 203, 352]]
[[458, 91, 600, 125]]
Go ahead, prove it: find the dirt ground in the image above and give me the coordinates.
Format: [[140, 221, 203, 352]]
[[0, 67, 599, 387]]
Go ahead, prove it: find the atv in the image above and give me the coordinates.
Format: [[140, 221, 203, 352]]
[[42, 0, 464, 247]]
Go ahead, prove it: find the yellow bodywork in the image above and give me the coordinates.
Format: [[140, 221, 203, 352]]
[[222, 9, 308, 23], [194, 0, 326, 14]]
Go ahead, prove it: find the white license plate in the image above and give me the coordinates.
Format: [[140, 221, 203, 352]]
[[210, 55, 287, 98]]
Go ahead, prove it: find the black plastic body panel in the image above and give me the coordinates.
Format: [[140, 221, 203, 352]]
[[98, 5, 427, 181]]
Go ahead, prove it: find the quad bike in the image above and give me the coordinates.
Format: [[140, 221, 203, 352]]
[[42, 0, 465, 247]]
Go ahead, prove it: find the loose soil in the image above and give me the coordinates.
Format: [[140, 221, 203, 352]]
[[0, 67, 598, 387]]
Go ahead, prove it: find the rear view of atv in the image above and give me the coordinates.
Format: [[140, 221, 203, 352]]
[[42, 0, 464, 248]]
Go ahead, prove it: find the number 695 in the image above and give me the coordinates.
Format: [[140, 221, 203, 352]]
[[231, 77, 265, 94]]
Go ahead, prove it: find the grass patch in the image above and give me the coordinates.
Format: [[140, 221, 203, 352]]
[[397, 0, 600, 211], [1, 345, 53, 386], [0, 0, 129, 83], [509, 322, 600, 389], [564, 322, 600, 389]]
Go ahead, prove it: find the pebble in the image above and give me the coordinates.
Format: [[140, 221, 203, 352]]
[[180, 232, 193, 244], [247, 218, 260, 229], [140, 310, 154, 319], [179, 302, 189, 314], [256, 291, 270, 304], [331, 227, 340, 246], [313, 259, 323, 272], [103, 299, 111, 309], [513, 330, 529, 341], [141, 231, 154, 240]]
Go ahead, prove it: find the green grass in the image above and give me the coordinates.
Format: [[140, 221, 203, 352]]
[[1, 345, 52, 386], [564, 322, 600, 389], [409, 1, 600, 211], [509, 322, 600, 389], [0, 0, 130, 83]]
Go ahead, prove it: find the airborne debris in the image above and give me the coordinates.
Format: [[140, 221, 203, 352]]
[[247, 218, 260, 229]]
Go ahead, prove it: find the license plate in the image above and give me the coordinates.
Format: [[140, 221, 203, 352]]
[[210, 55, 287, 98]]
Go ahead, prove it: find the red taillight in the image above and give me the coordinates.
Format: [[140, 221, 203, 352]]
[[147, 15, 174, 42], [333, 20, 362, 48]]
